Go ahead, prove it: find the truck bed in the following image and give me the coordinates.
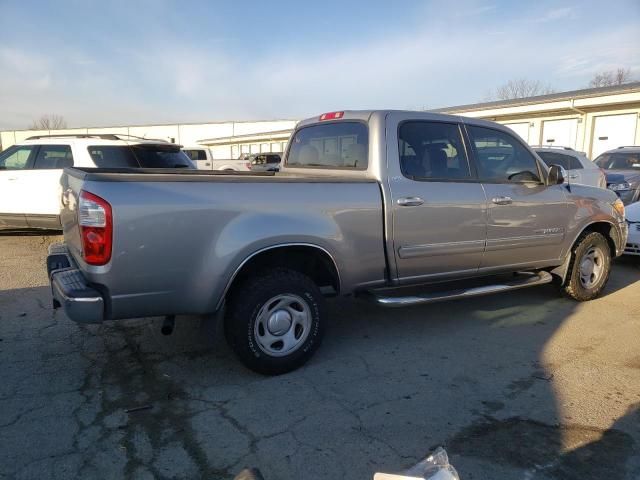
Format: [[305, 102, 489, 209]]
[[64, 167, 378, 183], [59, 167, 386, 320]]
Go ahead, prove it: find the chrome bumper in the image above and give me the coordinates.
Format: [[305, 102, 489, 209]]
[[47, 244, 104, 324]]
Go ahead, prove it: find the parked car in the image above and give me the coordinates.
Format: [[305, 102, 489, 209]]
[[0, 134, 194, 230], [247, 153, 282, 172], [532, 146, 606, 188], [624, 201, 640, 256], [47, 111, 627, 375], [594, 146, 640, 205], [182, 146, 251, 171]]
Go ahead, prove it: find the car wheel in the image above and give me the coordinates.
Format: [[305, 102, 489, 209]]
[[563, 232, 611, 301], [225, 268, 325, 375]]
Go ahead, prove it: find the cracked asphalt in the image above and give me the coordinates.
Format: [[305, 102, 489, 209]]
[[1, 233, 639, 480]]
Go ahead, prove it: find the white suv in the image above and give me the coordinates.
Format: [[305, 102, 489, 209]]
[[532, 146, 606, 189], [0, 134, 193, 230]]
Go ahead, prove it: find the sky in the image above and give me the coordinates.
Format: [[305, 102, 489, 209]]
[[0, 0, 639, 130]]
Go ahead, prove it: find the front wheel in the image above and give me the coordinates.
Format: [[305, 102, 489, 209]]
[[563, 232, 612, 301], [225, 268, 326, 375]]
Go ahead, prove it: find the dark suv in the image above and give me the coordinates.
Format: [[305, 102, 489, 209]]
[[594, 146, 640, 205]]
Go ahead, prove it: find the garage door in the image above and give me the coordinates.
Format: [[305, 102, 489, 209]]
[[503, 122, 530, 143], [592, 114, 638, 159], [541, 119, 579, 149]]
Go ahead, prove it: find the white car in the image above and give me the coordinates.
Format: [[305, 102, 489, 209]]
[[182, 146, 251, 171], [533, 146, 606, 188], [624, 201, 640, 256], [0, 134, 194, 230]]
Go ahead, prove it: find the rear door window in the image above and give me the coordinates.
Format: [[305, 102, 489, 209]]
[[88, 146, 140, 168], [286, 122, 368, 169], [0, 145, 36, 169], [131, 145, 193, 168], [536, 151, 577, 170], [398, 121, 472, 180], [33, 145, 74, 169], [183, 149, 207, 161]]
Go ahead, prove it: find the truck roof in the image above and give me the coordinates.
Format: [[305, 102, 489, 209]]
[[295, 109, 503, 130]]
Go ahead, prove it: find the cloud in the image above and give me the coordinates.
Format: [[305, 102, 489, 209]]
[[535, 6, 576, 23], [0, 3, 638, 130]]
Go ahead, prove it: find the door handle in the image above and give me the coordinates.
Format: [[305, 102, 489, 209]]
[[7, 177, 18, 181], [397, 197, 424, 207], [492, 196, 513, 205], [568, 174, 578, 179]]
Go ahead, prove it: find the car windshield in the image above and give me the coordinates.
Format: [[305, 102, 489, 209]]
[[595, 152, 640, 170]]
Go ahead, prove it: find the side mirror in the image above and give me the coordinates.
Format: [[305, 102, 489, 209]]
[[548, 164, 567, 185]]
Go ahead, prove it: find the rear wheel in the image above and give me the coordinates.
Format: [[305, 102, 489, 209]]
[[225, 268, 325, 375], [563, 232, 611, 301]]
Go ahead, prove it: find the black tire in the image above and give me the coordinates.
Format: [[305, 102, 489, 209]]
[[563, 232, 612, 301], [225, 268, 325, 375]]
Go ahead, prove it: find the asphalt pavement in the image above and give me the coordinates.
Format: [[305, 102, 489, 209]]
[[1, 233, 639, 480]]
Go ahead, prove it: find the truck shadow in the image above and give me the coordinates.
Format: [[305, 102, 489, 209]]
[[1, 259, 638, 479]]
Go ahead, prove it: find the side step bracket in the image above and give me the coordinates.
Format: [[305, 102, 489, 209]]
[[367, 271, 553, 307]]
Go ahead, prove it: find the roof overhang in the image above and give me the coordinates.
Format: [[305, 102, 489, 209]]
[[198, 129, 294, 146]]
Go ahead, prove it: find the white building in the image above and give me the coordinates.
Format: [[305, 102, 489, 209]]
[[2, 82, 639, 159], [436, 82, 640, 158]]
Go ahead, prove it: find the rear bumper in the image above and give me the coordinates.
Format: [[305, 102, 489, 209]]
[[47, 244, 104, 324]]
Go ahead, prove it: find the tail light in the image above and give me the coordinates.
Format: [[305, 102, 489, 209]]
[[78, 190, 112, 266], [245, 162, 252, 170]]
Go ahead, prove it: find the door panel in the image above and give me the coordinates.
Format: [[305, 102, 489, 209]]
[[388, 117, 487, 281], [0, 145, 36, 225], [19, 145, 74, 216], [391, 183, 488, 280], [592, 114, 637, 158], [466, 124, 570, 270], [481, 183, 568, 268], [541, 119, 579, 149]]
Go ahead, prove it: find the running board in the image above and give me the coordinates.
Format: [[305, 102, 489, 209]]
[[367, 271, 553, 307]]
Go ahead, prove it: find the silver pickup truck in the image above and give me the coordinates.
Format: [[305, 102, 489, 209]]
[[47, 110, 628, 375]]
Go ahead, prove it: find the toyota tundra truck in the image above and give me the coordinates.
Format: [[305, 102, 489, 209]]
[[47, 110, 628, 375]]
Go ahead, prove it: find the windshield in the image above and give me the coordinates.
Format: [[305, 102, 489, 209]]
[[594, 152, 640, 170], [286, 122, 368, 169]]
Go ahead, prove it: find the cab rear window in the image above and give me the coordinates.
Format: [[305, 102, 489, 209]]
[[286, 122, 368, 169]]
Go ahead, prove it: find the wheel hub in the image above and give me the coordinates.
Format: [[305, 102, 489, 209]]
[[579, 246, 604, 289], [267, 309, 292, 336], [254, 293, 312, 357], [580, 258, 594, 277]]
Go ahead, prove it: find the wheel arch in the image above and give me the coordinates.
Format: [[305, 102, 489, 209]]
[[218, 243, 341, 310], [551, 220, 618, 283]]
